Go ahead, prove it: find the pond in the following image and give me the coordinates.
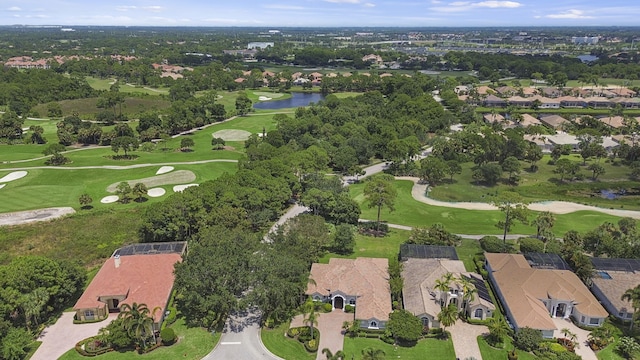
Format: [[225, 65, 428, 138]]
[[253, 92, 325, 110]]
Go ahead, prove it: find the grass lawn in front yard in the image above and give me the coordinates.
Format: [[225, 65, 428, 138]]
[[478, 335, 537, 360], [351, 180, 625, 235], [342, 336, 456, 359], [58, 318, 218, 360], [260, 322, 316, 360]]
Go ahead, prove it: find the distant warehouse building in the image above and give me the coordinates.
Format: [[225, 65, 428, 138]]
[[572, 36, 599, 45], [247, 42, 274, 50]]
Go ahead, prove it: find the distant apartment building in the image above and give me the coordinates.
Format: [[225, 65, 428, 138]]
[[247, 42, 274, 50], [571, 36, 599, 45]]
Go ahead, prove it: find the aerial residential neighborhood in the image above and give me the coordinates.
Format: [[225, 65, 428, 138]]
[[1, 4, 640, 360]]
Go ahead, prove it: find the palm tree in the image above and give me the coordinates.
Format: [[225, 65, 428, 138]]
[[303, 298, 319, 340], [437, 304, 459, 338], [561, 328, 578, 348], [434, 272, 454, 308], [487, 317, 509, 345], [361, 347, 385, 360], [458, 275, 477, 314], [118, 302, 159, 348], [322, 348, 345, 360], [621, 285, 640, 330]]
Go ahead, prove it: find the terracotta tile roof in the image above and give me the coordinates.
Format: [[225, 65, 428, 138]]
[[74, 253, 181, 314], [521, 114, 541, 127], [539, 114, 569, 129], [475, 86, 492, 95], [486, 253, 607, 331], [522, 87, 537, 96], [402, 258, 494, 319], [592, 270, 640, 314], [483, 113, 505, 123], [598, 116, 625, 128], [307, 258, 391, 321]]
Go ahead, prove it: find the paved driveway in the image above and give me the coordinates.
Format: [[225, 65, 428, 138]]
[[31, 312, 117, 360], [204, 309, 281, 360], [448, 321, 488, 360], [291, 311, 353, 360], [552, 317, 597, 360]]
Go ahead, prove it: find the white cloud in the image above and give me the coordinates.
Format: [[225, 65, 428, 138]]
[[263, 4, 305, 10], [8, 6, 21, 11], [431, 0, 521, 12], [545, 9, 594, 19], [324, 0, 363, 3], [116, 5, 163, 12], [364, 3, 375, 7]]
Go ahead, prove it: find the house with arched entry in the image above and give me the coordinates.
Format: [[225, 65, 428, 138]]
[[306, 258, 392, 329], [401, 258, 495, 329], [485, 253, 608, 338]]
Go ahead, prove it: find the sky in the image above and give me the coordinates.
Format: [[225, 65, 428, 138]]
[[2, 0, 640, 27]]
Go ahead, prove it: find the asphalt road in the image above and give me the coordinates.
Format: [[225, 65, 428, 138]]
[[203, 309, 282, 360]]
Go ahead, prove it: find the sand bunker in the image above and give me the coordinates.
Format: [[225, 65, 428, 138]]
[[0, 184, 5, 190], [173, 184, 199, 193], [100, 195, 119, 204], [156, 166, 174, 175], [106, 170, 196, 193], [0, 207, 76, 227], [212, 129, 252, 141], [0, 171, 28, 183], [147, 188, 166, 197], [258, 96, 272, 101]]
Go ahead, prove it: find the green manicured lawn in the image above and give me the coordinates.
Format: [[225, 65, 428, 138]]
[[456, 239, 484, 271], [58, 318, 218, 360], [85, 76, 170, 95], [351, 180, 629, 235], [319, 229, 411, 263], [342, 336, 456, 359], [260, 322, 316, 360], [0, 161, 237, 213], [428, 155, 639, 210], [596, 342, 626, 360], [478, 335, 537, 360]]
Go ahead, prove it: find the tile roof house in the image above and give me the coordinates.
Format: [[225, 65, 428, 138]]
[[73, 242, 186, 328], [539, 114, 569, 129], [584, 97, 611, 109], [598, 116, 625, 129], [485, 253, 608, 338], [483, 95, 506, 107], [402, 258, 495, 329], [307, 258, 391, 329], [520, 114, 542, 127], [590, 258, 640, 321]]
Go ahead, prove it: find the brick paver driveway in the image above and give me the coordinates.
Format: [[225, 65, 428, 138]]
[[32, 312, 118, 360], [291, 311, 353, 360], [448, 321, 488, 360]]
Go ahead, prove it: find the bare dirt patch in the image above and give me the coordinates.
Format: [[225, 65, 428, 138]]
[[106, 170, 196, 193], [212, 129, 252, 141]]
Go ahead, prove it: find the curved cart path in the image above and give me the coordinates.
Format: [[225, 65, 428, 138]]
[[397, 176, 640, 220]]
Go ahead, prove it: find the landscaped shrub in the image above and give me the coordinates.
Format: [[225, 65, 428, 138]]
[[160, 327, 176, 345], [322, 303, 333, 312], [507, 349, 518, 360], [480, 236, 510, 253], [286, 327, 299, 338], [519, 237, 545, 253], [358, 221, 389, 236], [514, 327, 542, 352], [304, 338, 318, 352], [298, 327, 319, 342], [345, 304, 355, 313]]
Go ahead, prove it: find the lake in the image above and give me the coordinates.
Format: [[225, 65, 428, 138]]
[[253, 92, 325, 110]]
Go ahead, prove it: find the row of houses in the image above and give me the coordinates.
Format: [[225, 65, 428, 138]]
[[457, 85, 637, 99], [479, 94, 640, 109], [3, 55, 138, 69], [306, 245, 640, 340], [485, 112, 638, 131]]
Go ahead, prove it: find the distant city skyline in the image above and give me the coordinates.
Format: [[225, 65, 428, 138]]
[[2, 0, 640, 27]]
